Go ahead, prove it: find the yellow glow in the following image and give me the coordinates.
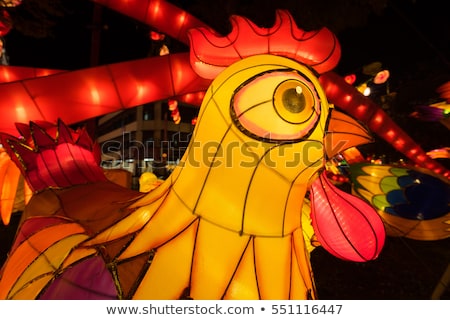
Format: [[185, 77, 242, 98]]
[[177, 12, 186, 27], [90, 87, 101, 105], [15, 105, 27, 123], [136, 84, 147, 100], [1, 68, 11, 82], [150, 0, 160, 17]]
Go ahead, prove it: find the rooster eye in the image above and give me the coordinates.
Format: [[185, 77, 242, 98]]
[[231, 69, 321, 142], [281, 85, 306, 113], [273, 79, 316, 124]]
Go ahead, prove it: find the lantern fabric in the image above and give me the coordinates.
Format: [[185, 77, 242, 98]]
[[0, 51, 375, 300], [310, 171, 385, 262], [1, 1, 22, 8], [323, 110, 373, 159], [0, 0, 446, 184], [0, 66, 64, 83], [319, 71, 450, 179], [0, 148, 32, 225], [427, 147, 450, 159], [0, 120, 107, 192], [188, 10, 341, 79], [0, 0, 444, 301], [348, 163, 450, 241], [0, 2, 391, 300], [436, 81, 450, 103], [0, 54, 210, 135], [0, 10, 12, 37]]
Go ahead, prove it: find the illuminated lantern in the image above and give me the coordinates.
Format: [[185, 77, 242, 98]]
[[373, 70, 390, 84], [0, 120, 107, 192], [159, 44, 170, 56], [344, 74, 356, 85], [149, 30, 165, 41], [411, 104, 446, 121], [168, 99, 178, 111], [168, 99, 181, 123], [171, 109, 181, 124], [0, 148, 32, 225], [341, 147, 366, 164], [188, 10, 340, 79], [427, 147, 450, 159], [1, 0, 23, 7], [138, 171, 162, 192], [0, 10, 12, 36], [319, 71, 450, 178], [0, 0, 442, 180], [348, 163, 450, 240], [310, 171, 385, 262], [437, 81, 450, 102], [0, 10, 377, 300]]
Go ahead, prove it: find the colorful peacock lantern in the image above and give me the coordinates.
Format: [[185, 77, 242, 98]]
[[348, 163, 450, 241]]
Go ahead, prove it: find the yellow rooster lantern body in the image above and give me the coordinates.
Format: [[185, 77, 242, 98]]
[[0, 11, 378, 300], [96, 55, 333, 299]]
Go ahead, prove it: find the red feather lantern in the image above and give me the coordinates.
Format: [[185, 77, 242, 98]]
[[310, 171, 385, 262]]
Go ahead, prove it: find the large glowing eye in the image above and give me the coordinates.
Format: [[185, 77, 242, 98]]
[[273, 80, 316, 124], [232, 70, 321, 142]]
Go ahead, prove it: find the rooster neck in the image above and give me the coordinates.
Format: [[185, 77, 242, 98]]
[[161, 142, 318, 237]]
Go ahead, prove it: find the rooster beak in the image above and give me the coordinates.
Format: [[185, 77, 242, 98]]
[[324, 108, 373, 159]]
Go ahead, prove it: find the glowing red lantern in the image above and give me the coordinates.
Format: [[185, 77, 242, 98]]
[[168, 99, 178, 111], [310, 171, 385, 262], [344, 74, 356, 85], [149, 30, 165, 41], [0, 10, 12, 37], [373, 70, 390, 84]]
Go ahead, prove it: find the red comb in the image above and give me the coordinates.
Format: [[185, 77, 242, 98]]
[[188, 10, 341, 79]]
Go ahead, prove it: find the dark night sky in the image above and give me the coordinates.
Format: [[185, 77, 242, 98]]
[[2, 0, 450, 162], [5, 0, 449, 77]]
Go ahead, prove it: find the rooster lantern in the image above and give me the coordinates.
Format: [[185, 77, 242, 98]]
[[0, 10, 385, 299]]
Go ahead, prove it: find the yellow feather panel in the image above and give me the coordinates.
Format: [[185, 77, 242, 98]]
[[132, 219, 198, 299], [119, 191, 197, 260], [191, 220, 250, 299], [62, 247, 97, 268], [223, 238, 259, 300], [8, 275, 53, 300], [8, 234, 89, 299], [83, 196, 165, 246], [292, 228, 316, 299], [254, 236, 292, 299], [0, 222, 85, 299], [172, 100, 231, 210]]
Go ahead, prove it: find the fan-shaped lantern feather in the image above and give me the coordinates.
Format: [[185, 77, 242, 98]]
[[348, 163, 450, 240]]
